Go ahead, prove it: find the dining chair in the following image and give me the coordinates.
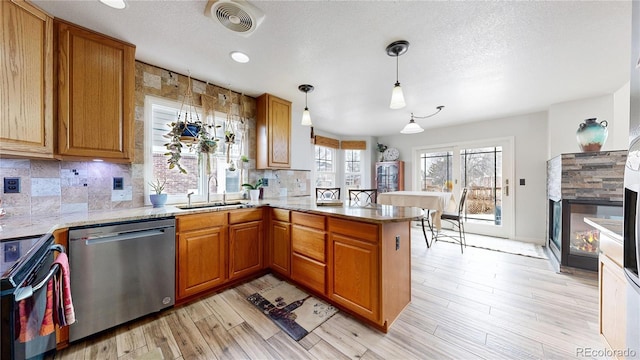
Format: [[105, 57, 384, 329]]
[[434, 187, 468, 253], [348, 189, 378, 204], [316, 187, 341, 200]]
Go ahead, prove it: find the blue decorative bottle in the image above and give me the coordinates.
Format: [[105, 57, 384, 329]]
[[576, 118, 608, 152]]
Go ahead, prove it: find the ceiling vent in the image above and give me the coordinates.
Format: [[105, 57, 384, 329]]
[[205, 0, 265, 36]]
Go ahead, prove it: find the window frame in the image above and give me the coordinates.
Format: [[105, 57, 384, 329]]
[[314, 145, 336, 188], [144, 95, 246, 205], [344, 149, 363, 189]]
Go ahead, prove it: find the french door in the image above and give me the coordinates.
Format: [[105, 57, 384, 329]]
[[413, 137, 514, 238]]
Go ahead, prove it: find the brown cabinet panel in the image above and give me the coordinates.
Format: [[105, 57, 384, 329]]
[[177, 212, 227, 232], [270, 220, 290, 276], [329, 218, 378, 243], [291, 211, 325, 231], [229, 221, 263, 280], [55, 19, 134, 162], [329, 233, 380, 322], [177, 226, 226, 300], [229, 208, 263, 224], [256, 93, 291, 169], [1, 0, 54, 158], [292, 253, 326, 294], [272, 208, 290, 222], [291, 225, 325, 262], [599, 252, 626, 353]]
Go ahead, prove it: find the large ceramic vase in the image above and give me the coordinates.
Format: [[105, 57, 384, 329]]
[[576, 118, 608, 152], [149, 194, 167, 208]]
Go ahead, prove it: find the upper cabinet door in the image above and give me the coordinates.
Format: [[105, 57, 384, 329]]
[[55, 20, 135, 162], [1, 0, 54, 158], [257, 93, 291, 169]]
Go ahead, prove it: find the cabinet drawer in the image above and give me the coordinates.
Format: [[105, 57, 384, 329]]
[[328, 218, 378, 243], [292, 212, 325, 230], [292, 225, 325, 262], [177, 212, 227, 232], [229, 208, 263, 224], [272, 208, 290, 222], [292, 253, 326, 294]]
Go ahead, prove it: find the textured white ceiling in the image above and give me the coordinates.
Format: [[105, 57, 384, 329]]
[[32, 0, 632, 136]]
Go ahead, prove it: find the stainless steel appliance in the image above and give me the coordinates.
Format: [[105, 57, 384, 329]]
[[68, 218, 175, 342], [625, 0, 640, 356], [1, 234, 63, 360]]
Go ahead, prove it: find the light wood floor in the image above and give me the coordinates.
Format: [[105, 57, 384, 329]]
[[52, 229, 603, 360]]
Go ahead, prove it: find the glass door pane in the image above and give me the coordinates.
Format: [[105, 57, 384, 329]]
[[419, 150, 453, 192], [460, 146, 502, 225]]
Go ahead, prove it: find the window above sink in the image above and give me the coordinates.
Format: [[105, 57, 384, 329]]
[[143, 96, 249, 206]]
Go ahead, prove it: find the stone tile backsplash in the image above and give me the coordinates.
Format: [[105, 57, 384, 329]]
[[0, 61, 310, 219]]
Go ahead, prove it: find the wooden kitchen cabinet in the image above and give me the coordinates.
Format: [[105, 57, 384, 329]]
[[229, 208, 264, 280], [599, 231, 626, 357], [328, 218, 410, 330], [55, 19, 135, 162], [256, 93, 291, 169], [1, 0, 54, 158], [328, 218, 380, 322], [176, 212, 227, 301], [291, 212, 326, 294], [270, 208, 291, 276]]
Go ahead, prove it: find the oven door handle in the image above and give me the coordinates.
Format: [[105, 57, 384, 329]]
[[14, 244, 65, 302]]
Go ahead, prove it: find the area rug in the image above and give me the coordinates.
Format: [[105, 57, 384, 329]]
[[433, 230, 547, 259], [247, 281, 338, 341]]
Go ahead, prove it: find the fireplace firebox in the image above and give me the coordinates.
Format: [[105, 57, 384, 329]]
[[549, 199, 622, 271]]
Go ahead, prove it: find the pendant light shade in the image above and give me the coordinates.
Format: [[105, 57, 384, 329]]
[[400, 106, 445, 135], [386, 40, 409, 110], [390, 82, 406, 110], [298, 84, 314, 126], [400, 114, 424, 134]]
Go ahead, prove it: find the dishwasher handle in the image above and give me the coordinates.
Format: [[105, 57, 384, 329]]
[[80, 228, 170, 246]]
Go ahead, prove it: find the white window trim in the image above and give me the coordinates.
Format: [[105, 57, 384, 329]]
[[144, 95, 244, 206]]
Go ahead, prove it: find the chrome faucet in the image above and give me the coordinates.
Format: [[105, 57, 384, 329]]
[[207, 175, 217, 203], [187, 192, 194, 207]]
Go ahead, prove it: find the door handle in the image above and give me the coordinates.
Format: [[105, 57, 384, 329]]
[[505, 179, 509, 196]]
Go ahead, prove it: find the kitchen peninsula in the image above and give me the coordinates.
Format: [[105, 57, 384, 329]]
[[0, 198, 422, 341]]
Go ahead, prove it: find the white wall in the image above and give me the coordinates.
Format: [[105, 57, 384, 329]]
[[614, 82, 632, 146], [378, 112, 549, 244], [547, 91, 629, 159], [290, 121, 314, 170]]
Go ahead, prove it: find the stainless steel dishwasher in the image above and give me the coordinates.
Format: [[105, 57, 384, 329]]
[[68, 217, 175, 342]]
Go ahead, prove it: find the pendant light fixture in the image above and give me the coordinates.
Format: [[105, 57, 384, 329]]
[[386, 40, 409, 109], [400, 106, 445, 134], [298, 84, 314, 126]]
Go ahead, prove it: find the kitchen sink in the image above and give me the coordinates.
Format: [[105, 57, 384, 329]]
[[175, 201, 251, 210]]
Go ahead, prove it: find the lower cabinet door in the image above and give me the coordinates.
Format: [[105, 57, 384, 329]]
[[177, 226, 226, 300], [271, 220, 291, 276], [329, 233, 379, 322], [291, 253, 326, 294], [229, 221, 264, 280]]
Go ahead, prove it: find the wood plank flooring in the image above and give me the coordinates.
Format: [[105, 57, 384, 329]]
[[52, 228, 604, 360]]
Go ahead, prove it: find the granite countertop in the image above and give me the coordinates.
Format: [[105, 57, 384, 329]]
[[583, 217, 623, 243], [0, 197, 424, 240]]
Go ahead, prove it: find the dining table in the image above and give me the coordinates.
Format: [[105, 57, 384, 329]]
[[378, 190, 456, 247]]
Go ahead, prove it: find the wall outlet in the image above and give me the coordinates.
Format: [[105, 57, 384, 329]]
[[113, 177, 124, 190], [3, 177, 20, 193], [261, 178, 269, 186]]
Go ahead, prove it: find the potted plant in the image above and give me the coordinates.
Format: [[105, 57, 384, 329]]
[[242, 178, 264, 201], [148, 178, 168, 208]]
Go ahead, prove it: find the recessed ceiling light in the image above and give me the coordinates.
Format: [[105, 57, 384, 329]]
[[99, 0, 126, 10], [230, 51, 250, 63]]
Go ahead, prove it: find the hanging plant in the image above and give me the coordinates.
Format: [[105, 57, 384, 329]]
[[163, 73, 220, 174]]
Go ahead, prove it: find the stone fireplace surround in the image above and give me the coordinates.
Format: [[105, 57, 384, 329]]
[[546, 150, 627, 272]]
